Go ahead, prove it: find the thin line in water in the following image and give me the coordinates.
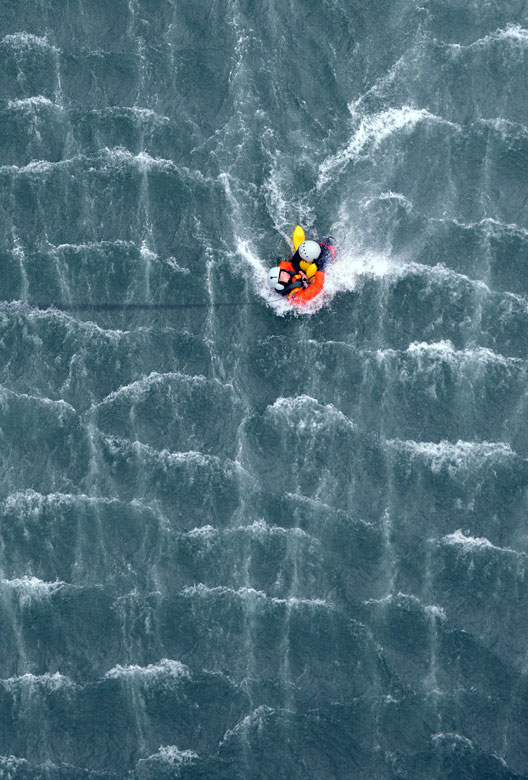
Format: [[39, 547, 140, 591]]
[[4, 301, 272, 312]]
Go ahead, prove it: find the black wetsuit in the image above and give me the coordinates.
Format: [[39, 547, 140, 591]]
[[290, 237, 335, 273]]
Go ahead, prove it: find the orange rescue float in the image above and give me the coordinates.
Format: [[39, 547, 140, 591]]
[[284, 225, 336, 307]]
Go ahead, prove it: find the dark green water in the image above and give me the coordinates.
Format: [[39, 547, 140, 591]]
[[1, 1, 528, 778]]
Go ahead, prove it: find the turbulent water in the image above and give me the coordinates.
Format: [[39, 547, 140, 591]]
[[1, 1, 528, 778]]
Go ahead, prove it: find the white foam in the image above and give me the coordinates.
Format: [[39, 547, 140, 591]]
[[0, 147, 200, 182], [262, 160, 294, 234], [1, 302, 154, 340], [1, 32, 58, 51], [389, 439, 515, 472], [268, 395, 355, 431], [138, 745, 198, 767], [407, 339, 457, 358], [90, 370, 224, 410], [319, 235, 528, 307], [443, 529, 494, 551], [0, 757, 30, 770], [363, 191, 414, 211], [0, 156, 79, 177], [51, 239, 136, 254], [93, 106, 171, 125], [183, 521, 312, 545], [1, 671, 75, 692], [443, 24, 528, 63], [465, 24, 528, 49], [364, 592, 446, 619], [318, 107, 459, 187], [234, 236, 267, 282], [441, 530, 520, 557], [403, 259, 490, 292], [1, 576, 66, 602], [185, 525, 218, 540], [231, 519, 311, 541], [321, 242, 488, 302], [324, 249, 395, 296], [321, 250, 499, 306], [432, 732, 473, 747], [102, 435, 234, 473], [284, 491, 372, 529], [426, 214, 528, 242], [1, 490, 152, 518], [496, 24, 528, 43], [426, 605, 447, 620], [406, 340, 519, 367], [183, 583, 265, 599], [98, 146, 176, 173], [7, 96, 55, 110], [348, 50, 409, 116], [99, 148, 206, 185], [104, 658, 190, 681], [479, 117, 528, 140], [375, 197, 528, 245], [271, 595, 329, 608], [478, 217, 528, 240], [165, 256, 191, 274], [220, 706, 274, 744], [375, 340, 523, 372], [0, 386, 75, 415], [183, 583, 329, 609]]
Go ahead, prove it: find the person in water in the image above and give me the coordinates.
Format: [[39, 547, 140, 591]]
[[268, 237, 335, 303]]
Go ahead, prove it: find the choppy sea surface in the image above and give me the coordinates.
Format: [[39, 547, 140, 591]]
[[1, 1, 528, 778]]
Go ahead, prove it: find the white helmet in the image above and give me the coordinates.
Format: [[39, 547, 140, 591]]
[[298, 240, 321, 262], [268, 266, 284, 291]]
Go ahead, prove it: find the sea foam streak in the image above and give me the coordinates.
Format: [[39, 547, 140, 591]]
[[387, 439, 515, 474], [104, 659, 190, 680], [0, 576, 66, 602], [182, 584, 330, 609], [136, 745, 198, 767], [318, 107, 459, 187], [441, 530, 521, 556], [1, 32, 58, 51], [1, 672, 75, 691]]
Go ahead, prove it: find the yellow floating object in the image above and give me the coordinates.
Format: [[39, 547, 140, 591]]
[[300, 260, 318, 279], [292, 225, 305, 251]]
